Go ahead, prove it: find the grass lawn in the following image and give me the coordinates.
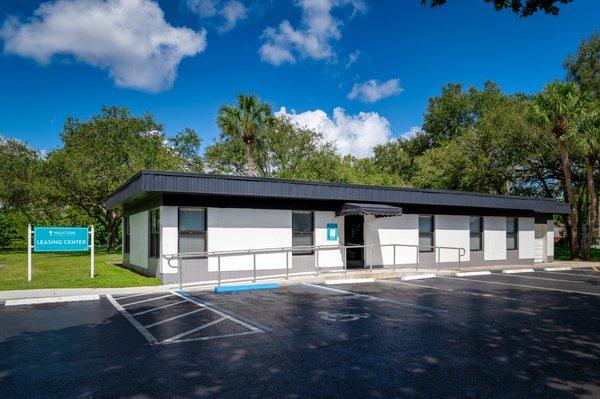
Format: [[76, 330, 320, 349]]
[[0, 251, 161, 291], [554, 246, 600, 261]]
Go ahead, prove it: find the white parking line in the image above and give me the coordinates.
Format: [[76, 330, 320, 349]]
[[544, 267, 571, 271], [144, 308, 207, 329], [446, 276, 600, 297], [326, 278, 375, 285], [131, 300, 188, 316], [121, 294, 175, 307], [107, 294, 158, 345], [115, 292, 162, 301], [379, 279, 524, 302], [171, 291, 266, 333], [541, 270, 600, 278], [494, 273, 587, 284], [163, 330, 261, 345], [160, 317, 226, 344], [302, 283, 447, 313]]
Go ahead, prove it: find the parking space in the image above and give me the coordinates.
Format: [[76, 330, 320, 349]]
[[107, 291, 265, 345], [1, 268, 600, 398]]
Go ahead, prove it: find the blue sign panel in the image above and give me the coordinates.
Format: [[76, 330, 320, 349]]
[[326, 223, 339, 241], [34, 227, 89, 252]]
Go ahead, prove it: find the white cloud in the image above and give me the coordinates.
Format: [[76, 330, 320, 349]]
[[345, 49, 360, 68], [186, 0, 218, 17], [348, 78, 403, 103], [0, 0, 206, 92], [277, 106, 392, 158], [186, 0, 246, 33], [260, 0, 365, 66], [218, 0, 247, 33], [400, 126, 422, 139]]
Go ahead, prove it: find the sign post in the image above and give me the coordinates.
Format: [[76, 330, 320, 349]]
[[28, 226, 94, 282], [90, 225, 95, 278], [27, 224, 32, 282]]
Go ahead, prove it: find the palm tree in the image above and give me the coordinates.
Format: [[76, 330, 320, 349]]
[[217, 94, 273, 177], [532, 82, 588, 257], [576, 106, 600, 252]]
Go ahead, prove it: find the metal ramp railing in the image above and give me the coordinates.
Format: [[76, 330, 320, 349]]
[[163, 243, 466, 289]]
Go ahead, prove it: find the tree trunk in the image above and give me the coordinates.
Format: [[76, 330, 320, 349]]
[[245, 141, 255, 177], [558, 139, 579, 258], [106, 221, 120, 252], [586, 154, 597, 256]]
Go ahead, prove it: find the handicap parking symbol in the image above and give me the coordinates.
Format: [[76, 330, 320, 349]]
[[318, 310, 370, 322]]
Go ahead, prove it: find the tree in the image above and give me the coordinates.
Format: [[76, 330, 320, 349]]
[[206, 115, 347, 180], [169, 128, 203, 172], [532, 82, 589, 257], [421, 0, 573, 17], [216, 94, 274, 177], [575, 106, 600, 253], [564, 32, 600, 100], [46, 106, 196, 251]]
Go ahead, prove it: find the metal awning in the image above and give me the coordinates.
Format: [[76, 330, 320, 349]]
[[336, 202, 403, 218]]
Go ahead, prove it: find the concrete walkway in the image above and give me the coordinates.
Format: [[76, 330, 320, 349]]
[[0, 261, 596, 302]]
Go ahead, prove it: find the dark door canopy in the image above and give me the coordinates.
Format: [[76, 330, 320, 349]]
[[336, 203, 403, 218]]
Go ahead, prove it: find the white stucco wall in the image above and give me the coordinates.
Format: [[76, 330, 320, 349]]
[[364, 214, 419, 265], [207, 208, 292, 271], [547, 219, 555, 257], [518, 217, 535, 259], [129, 210, 148, 269], [484, 216, 507, 260], [314, 211, 344, 269], [161, 206, 179, 274], [435, 215, 470, 262]]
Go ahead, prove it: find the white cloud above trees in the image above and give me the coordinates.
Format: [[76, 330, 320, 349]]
[[277, 106, 392, 158], [348, 78, 403, 103], [260, 0, 365, 66]]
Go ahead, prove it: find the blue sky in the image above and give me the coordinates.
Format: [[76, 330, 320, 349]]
[[0, 0, 598, 157]]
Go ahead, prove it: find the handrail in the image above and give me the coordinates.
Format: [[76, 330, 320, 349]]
[[163, 242, 466, 289]]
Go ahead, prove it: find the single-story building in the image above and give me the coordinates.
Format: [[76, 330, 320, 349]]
[[105, 171, 571, 284]]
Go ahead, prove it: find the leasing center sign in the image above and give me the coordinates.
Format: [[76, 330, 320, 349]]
[[34, 227, 89, 252]]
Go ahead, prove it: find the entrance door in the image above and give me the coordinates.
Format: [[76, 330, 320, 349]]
[[344, 215, 364, 268]]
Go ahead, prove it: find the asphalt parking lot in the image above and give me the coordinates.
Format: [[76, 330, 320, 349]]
[[1, 268, 600, 398]]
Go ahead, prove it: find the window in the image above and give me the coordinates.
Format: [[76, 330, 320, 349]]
[[149, 209, 160, 258], [178, 208, 207, 253], [292, 211, 313, 255], [124, 216, 130, 254], [506, 217, 518, 250], [419, 215, 434, 252], [469, 216, 483, 251]]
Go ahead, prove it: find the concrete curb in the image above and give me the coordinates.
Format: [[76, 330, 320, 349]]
[[0, 286, 170, 301], [1, 262, 597, 302]]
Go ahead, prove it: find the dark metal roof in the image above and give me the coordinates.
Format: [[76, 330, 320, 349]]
[[105, 170, 571, 214], [336, 203, 403, 218]]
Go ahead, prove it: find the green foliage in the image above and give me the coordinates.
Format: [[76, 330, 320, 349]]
[[169, 128, 204, 172], [216, 94, 274, 176], [564, 32, 600, 100], [421, 0, 573, 17]]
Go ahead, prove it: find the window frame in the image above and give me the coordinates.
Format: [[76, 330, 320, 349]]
[[124, 216, 130, 254], [149, 209, 160, 258], [418, 215, 435, 253], [506, 217, 518, 251], [178, 207, 207, 254], [292, 210, 314, 256], [469, 216, 483, 252]]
